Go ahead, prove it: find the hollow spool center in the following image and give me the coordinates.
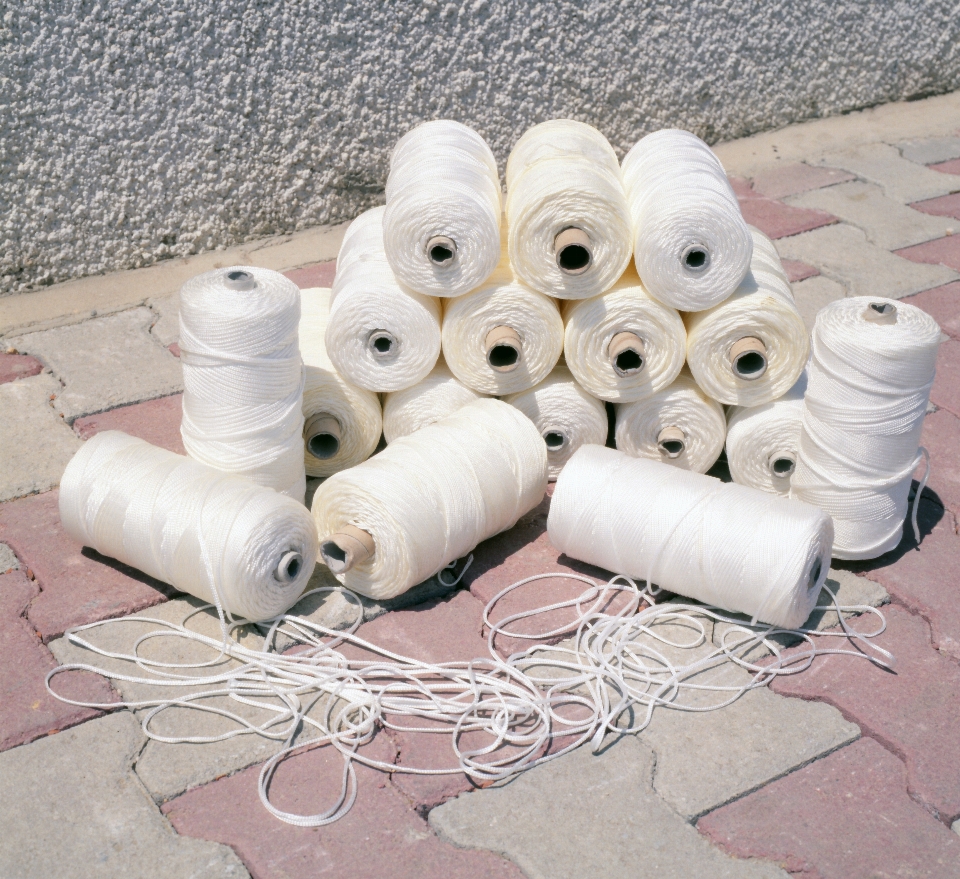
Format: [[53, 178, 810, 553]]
[[223, 268, 257, 291], [554, 228, 592, 275], [276, 550, 303, 584], [543, 429, 567, 451], [770, 455, 796, 478], [304, 414, 342, 461], [864, 301, 898, 324], [485, 326, 522, 372], [681, 244, 710, 273], [321, 524, 375, 575], [426, 235, 457, 267], [657, 425, 686, 458], [608, 332, 645, 376], [730, 336, 768, 380], [367, 329, 398, 360]]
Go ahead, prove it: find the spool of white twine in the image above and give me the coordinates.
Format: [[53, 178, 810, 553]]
[[179, 265, 306, 501], [505, 120, 633, 300], [548, 444, 833, 628], [791, 297, 941, 560], [326, 207, 442, 392], [300, 287, 383, 478], [59, 431, 318, 622], [621, 129, 752, 312], [312, 398, 548, 600], [383, 120, 502, 298]]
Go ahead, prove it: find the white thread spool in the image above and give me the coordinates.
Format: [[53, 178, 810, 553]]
[[300, 287, 382, 478], [59, 431, 318, 622], [504, 364, 608, 480], [622, 129, 752, 312], [382, 355, 485, 443], [726, 372, 808, 496], [791, 297, 941, 560], [685, 227, 809, 406], [326, 207, 442, 392], [548, 445, 833, 628], [441, 243, 564, 395], [505, 120, 633, 300], [179, 265, 306, 501], [615, 369, 726, 473], [562, 266, 686, 403], [312, 399, 548, 600], [383, 120, 502, 298]]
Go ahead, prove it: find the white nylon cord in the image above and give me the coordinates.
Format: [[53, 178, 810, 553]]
[[562, 266, 687, 403], [326, 207, 442, 392], [791, 297, 941, 560], [622, 129, 752, 312], [685, 227, 809, 406], [300, 287, 382, 478], [505, 120, 633, 300], [384, 120, 502, 298], [179, 265, 306, 501], [615, 369, 726, 474]]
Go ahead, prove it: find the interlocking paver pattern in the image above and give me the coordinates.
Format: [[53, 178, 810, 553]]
[[904, 281, 960, 339], [896, 233, 960, 273], [73, 393, 185, 454], [897, 134, 960, 166], [749, 162, 855, 199]]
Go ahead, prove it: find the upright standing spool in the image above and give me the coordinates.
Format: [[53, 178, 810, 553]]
[[59, 432, 318, 622], [179, 265, 306, 501], [325, 207, 442, 392], [383, 120, 502, 298], [791, 297, 941, 560], [548, 445, 833, 629], [300, 287, 383, 478], [505, 120, 633, 300], [312, 399, 548, 600], [562, 265, 687, 403], [621, 129, 752, 312]]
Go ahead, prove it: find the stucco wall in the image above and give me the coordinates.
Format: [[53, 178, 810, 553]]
[[3, 0, 959, 295]]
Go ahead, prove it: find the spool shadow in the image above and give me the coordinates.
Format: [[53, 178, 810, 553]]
[[79, 546, 174, 598]]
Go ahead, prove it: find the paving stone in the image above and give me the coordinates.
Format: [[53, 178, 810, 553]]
[[164, 729, 524, 879], [8, 307, 183, 421], [73, 393, 185, 454], [0, 569, 117, 752], [0, 489, 171, 641], [787, 182, 958, 249], [816, 142, 960, 204], [698, 737, 960, 879], [0, 350, 43, 383], [430, 735, 788, 879], [728, 177, 762, 199], [0, 541, 18, 573], [918, 409, 960, 518], [931, 158, 960, 176], [898, 135, 960, 166], [780, 259, 818, 282], [0, 711, 248, 878], [750, 163, 855, 199], [775, 223, 959, 299], [770, 603, 960, 823], [0, 371, 83, 502], [788, 275, 846, 331], [903, 281, 960, 340], [283, 259, 337, 289], [738, 196, 837, 240], [147, 293, 180, 347], [896, 234, 960, 274], [930, 337, 960, 418], [910, 191, 960, 222]]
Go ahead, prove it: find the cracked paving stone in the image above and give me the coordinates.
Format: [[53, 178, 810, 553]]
[[147, 293, 179, 347]]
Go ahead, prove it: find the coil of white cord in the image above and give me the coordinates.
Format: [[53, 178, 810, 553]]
[[791, 297, 941, 560], [179, 265, 306, 501]]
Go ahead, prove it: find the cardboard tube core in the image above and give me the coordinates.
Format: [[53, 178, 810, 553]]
[[368, 329, 398, 360], [608, 332, 645, 376], [223, 268, 257, 291], [657, 425, 686, 458], [864, 302, 898, 324], [769, 454, 796, 478], [730, 336, 767, 380], [681, 244, 710, 273], [321, 525, 375, 575], [426, 236, 457, 267], [555, 227, 592, 275], [543, 429, 567, 451], [485, 326, 522, 372], [304, 414, 342, 460], [276, 550, 303, 584]]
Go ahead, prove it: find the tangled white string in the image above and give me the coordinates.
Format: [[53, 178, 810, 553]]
[[382, 355, 485, 443], [312, 399, 548, 601], [622, 129, 752, 312], [179, 265, 306, 501], [441, 243, 564, 395], [505, 120, 633, 300], [383, 120, 502, 298], [562, 266, 687, 403], [59, 431, 318, 622], [726, 372, 808, 497], [327, 207, 442, 392], [685, 227, 809, 406], [504, 364, 608, 481], [615, 369, 726, 474], [791, 297, 941, 560], [550, 445, 834, 629], [299, 287, 382, 478]]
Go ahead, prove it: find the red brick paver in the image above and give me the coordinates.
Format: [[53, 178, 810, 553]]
[[781, 259, 819, 282], [0, 352, 44, 384], [909, 192, 960, 222], [73, 394, 185, 454], [904, 281, 960, 340], [283, 260, 337, 290], [698, 738, 960, 879], [895, 235, 960, 273], [750, 163, 856, 199], [919, 409, 960, 519], [931, 338, 960, 419], [929, 158, 960, 176], [738, 198, 838, 240]]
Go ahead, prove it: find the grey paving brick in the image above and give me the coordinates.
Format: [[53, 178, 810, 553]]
[[815, 143, 960, 204], [0, 712, 248, 879], [786, 182, 957, 250], [0, 371, 82, 501], [8, 307, 183, 421], [429, 735, 788, 879], [0, 542, 19, 572], [897, 136, 960, 166], [147, 294, 180, 347], [788, 275, 846, 331], [775, 224, 958, 299]]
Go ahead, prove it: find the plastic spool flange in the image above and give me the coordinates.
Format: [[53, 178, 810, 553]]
[[608, 332, 645, 376], [681, 243, 711, 274], [769, 454, 796, 478], [864, 302, 898, 325], [730, 336, 768, 381], [223, 268, 257, 292], [554, 227, 592, 275], [367, 329, 399, 360], [276, 550, 304, 584], [485, 326, 522, 372], [657, 425, 686, 459], [426, 235, 457, 267], [304, 414, 342, 461], [321, 525, 375, 575]]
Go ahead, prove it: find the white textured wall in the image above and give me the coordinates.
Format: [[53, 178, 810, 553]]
[[3, 1, 959, 294]]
